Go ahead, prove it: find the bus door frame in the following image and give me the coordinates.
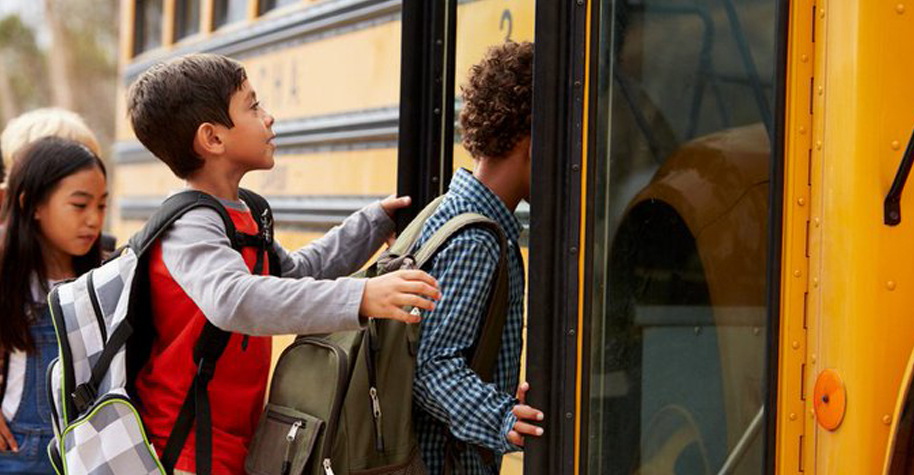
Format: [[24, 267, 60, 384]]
[[524, 0, 590, 474], [396, 0, 458, 228]]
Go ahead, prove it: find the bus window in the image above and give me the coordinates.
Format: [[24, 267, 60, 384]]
[[174, 0, 201, 41], [213, 0, 247, 28], [134, 0, 163, 56], [586, 0, 778, 473], [258, 0, 299, 15]]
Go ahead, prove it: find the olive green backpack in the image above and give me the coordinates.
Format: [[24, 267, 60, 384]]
[[245, 196, 510, 475]]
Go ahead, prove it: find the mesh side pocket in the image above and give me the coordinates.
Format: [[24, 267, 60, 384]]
[[246, 403, 324, 475], [60, 395, 163, 475]]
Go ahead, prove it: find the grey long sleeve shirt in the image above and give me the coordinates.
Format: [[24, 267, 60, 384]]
[[158, 197, 393, 336]]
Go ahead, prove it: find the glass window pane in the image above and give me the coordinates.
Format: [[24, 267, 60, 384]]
[[258, 0, 299, 15], [586, 0, 777, 474], [214, 0, 247, 28], [134, 0, 163, 56], [174, 0, 200, 41]]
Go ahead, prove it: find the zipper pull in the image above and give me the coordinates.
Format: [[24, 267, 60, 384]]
[[323, 458, 335, 475], [241, 335, 249, 351], [369, 387, 385, 452], [281, 420, 302, 475], [370, 387, 382, 418], [286, 420, 302, 441], [400, 256, 416, 270]]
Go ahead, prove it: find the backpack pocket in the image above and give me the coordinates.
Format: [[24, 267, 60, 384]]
[[58, 393, 164, 474], [246, 404, 324, 475]]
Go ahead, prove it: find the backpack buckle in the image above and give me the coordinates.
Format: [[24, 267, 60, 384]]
[[72, 382, 97, 414], [260, 209, 273, 246], [196, 357, 217, 380]]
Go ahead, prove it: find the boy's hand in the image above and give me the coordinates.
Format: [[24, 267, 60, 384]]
[[380, 194, 412, 219], [380, 195, 412, 246], [361, 269, 440, 323], [507, 382, 544, 447], [0, 416, 18, 452]]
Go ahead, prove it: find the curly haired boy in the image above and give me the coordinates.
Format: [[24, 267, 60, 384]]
[[411, 41, 544, 475]]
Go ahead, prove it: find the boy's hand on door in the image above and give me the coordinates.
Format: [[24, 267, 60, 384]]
[[380, 194, 412, 219], [507, 382, 544, 447], [380, 195, 412, 246]]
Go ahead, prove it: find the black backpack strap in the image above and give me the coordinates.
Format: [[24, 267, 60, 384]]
[[128, 190, 239, 256], [71, 191, 241, 416], [465, 222, 510, 383], [238, 188, 282, 277], [124, 190, 245, 475], [160, 321, 232, 475]]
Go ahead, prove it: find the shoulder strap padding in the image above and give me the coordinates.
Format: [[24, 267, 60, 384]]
[[128, 190, 239, 258], [432, 213, 512, 470], [238, 188, 281, 277], [386, 195, 448, 257], [410, 211, 510, 383]]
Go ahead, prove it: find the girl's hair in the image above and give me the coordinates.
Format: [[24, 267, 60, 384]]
[[0, 137, 107, 353]]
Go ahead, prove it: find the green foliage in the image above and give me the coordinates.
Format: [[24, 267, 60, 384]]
[[0, 0, 117, 154], [0, 14, 50, 113]]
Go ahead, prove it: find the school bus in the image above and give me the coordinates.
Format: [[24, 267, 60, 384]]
[[115, 0, 914, 474]]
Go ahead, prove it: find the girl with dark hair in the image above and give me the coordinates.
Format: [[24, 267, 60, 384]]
[[0, 137, 107, 473]]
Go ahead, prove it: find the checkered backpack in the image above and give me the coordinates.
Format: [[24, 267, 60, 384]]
[[45, 188, 279, 475]]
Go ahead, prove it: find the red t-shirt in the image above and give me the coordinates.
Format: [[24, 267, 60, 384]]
[[136, 206, 271, 474]]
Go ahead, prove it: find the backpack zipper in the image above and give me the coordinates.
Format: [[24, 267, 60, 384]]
[[364, 323, 385, 453], [281, 419, 302, 475]]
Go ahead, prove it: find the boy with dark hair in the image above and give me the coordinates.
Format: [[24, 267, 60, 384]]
[[126, 53, 440, 474], [412, 41, 543, 475]]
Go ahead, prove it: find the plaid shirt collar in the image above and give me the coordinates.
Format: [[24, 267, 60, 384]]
[[448, 168, 522, 243]]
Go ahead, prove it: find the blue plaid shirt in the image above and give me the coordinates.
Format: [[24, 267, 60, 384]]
[[412, 168, 525, 475]]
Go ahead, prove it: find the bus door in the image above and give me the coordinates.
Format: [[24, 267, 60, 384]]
[[526, 0, 788, 473]]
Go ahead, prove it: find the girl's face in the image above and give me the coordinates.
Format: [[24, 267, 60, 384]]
[[34, 166, 108, 258]]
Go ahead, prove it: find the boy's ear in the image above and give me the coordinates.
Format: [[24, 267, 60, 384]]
[[193, 122, 226, 157]]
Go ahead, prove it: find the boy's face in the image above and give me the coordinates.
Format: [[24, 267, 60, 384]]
[[222, 80, 276, 171]]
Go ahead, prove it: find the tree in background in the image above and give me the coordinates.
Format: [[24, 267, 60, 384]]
[[0, 0, 117, 154], [0, 15, 49, 123]]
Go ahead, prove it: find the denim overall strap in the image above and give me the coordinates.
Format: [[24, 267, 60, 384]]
[[0, 304, 57, 473]]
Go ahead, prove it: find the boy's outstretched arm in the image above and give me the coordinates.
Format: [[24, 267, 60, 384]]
[[412, 231, 528, 453], [274, 195, 410, 280], [161, 208, 437, 335]]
